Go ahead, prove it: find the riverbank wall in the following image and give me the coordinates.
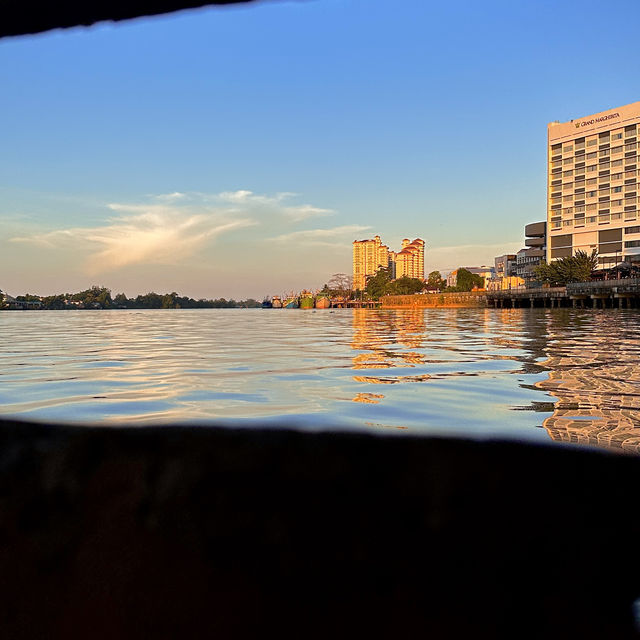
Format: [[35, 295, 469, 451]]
[[381, 291, 488, 308]]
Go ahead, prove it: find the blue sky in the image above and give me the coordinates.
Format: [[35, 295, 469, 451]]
[[1, 0, 639, 298]]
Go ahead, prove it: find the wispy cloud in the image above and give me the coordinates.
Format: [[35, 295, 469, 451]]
[[9, 189, 338, 275], [154, 192, 187, 202], [217, 189, 334, 220], [281, 204, 334, 222], [270, 225, 371, 247], [12, 208, 255, 274]]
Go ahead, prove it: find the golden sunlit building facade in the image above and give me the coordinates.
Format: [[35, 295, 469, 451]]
[[548, 101, 640, 268], [352, 235, 391, 290], [352, 236, 425, 290], [392, 238, 425, 280]]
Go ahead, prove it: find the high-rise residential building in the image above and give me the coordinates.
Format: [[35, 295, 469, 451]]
[[393, 238, 425, 280], [352, 235, 391, 290], [548, 101, 640, 268], [352, 236, 425, 290]]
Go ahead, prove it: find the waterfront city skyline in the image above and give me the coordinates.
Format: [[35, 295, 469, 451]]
[[1, 0, 639, 299]]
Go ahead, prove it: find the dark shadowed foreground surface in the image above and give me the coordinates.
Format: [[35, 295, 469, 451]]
[[0, 0, 266, 38], [1, 418, 639, 639]]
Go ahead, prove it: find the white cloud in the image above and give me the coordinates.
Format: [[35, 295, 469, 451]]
[[154, 192, 186, 201], [281, 204, 334, 222], [270, 225, 371, 247], [218, 190, 258, 204], [9, 189, 338, 275], [12, 208, 255, 274], [217, 190, 334, 220]]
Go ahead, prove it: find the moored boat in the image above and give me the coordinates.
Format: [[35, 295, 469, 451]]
[[261, 296, 273, 309], [272, 296, 282, 309], [315, 293, 331, 309], [299, 290, 314, 309], [283, 295, 299, 309]]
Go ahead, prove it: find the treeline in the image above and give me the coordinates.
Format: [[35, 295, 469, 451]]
[[361, 267, 485, 300], [10, 286, 261, 310], [361, 268, 427, 299]]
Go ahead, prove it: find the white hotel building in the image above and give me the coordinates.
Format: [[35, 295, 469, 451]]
[[548, 101, 640, 267]]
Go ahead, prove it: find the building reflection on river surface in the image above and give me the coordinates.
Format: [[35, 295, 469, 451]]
[[351, 309, 427, 397], [351, 308, 640, 452], [531, 310, 640, 453]]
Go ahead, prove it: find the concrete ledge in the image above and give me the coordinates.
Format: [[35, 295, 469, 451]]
[[1, 419, 639, 638]]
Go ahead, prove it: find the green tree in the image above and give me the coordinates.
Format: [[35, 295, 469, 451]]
[[113, 293, 129, 308], [455, 268, 485, 292], [365, 267, 392, 300], [534, 250, 598, 285], [386, 276, 425, 295], [72, 285, 113, 308], [162, 292, 179, 309], [41, 294, 66, 310], [427, 270, 446, 291]]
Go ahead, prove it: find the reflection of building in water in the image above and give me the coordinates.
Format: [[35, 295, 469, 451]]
[[350, 309, 427, 391], [352, 393, 385, 404], [532, 312, 640, 453]]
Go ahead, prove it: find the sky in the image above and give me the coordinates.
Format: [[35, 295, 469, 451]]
[[1, 0, 639, 299]]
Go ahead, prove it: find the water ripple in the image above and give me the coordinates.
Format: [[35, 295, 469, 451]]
[[1, 308, 640, 451]]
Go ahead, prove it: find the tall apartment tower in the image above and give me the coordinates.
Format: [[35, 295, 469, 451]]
[[394, 238, 425, 280], [352, 236, 426, 290], [548, 102, 640, 267], [352, 235, 391, 290]]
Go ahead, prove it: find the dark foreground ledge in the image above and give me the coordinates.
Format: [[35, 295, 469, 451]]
[[1, 419, 639, 639]]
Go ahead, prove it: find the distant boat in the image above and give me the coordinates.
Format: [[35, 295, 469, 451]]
[[299, 290, 314, 309], [272, 296, 282, 309], [315, 293, 331, 309], [283, 295, 299, 309], [261, 296, 273, 309]]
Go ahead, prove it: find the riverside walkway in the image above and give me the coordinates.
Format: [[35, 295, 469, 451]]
[[381, 278, 640, 309], [488, 278, 640, 309]]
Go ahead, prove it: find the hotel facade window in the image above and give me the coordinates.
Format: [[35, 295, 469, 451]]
[[547, 101, 640, 268]]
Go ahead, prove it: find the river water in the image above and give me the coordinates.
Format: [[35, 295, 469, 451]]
[[1, 308, 639, 452]]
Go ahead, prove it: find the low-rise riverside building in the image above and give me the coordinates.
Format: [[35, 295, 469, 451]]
[[446, 266, 494, 289], [488, 254, 524, 291], [4, 295, 42, 310], [516, 221, 547, 283], [487, 276, 525, 291], [494, 254, 517, 279]]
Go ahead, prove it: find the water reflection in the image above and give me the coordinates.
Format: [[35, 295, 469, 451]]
[[532, 310, 640, 453], [347, 308, 553, 440], [1, 308, 639, 451]]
